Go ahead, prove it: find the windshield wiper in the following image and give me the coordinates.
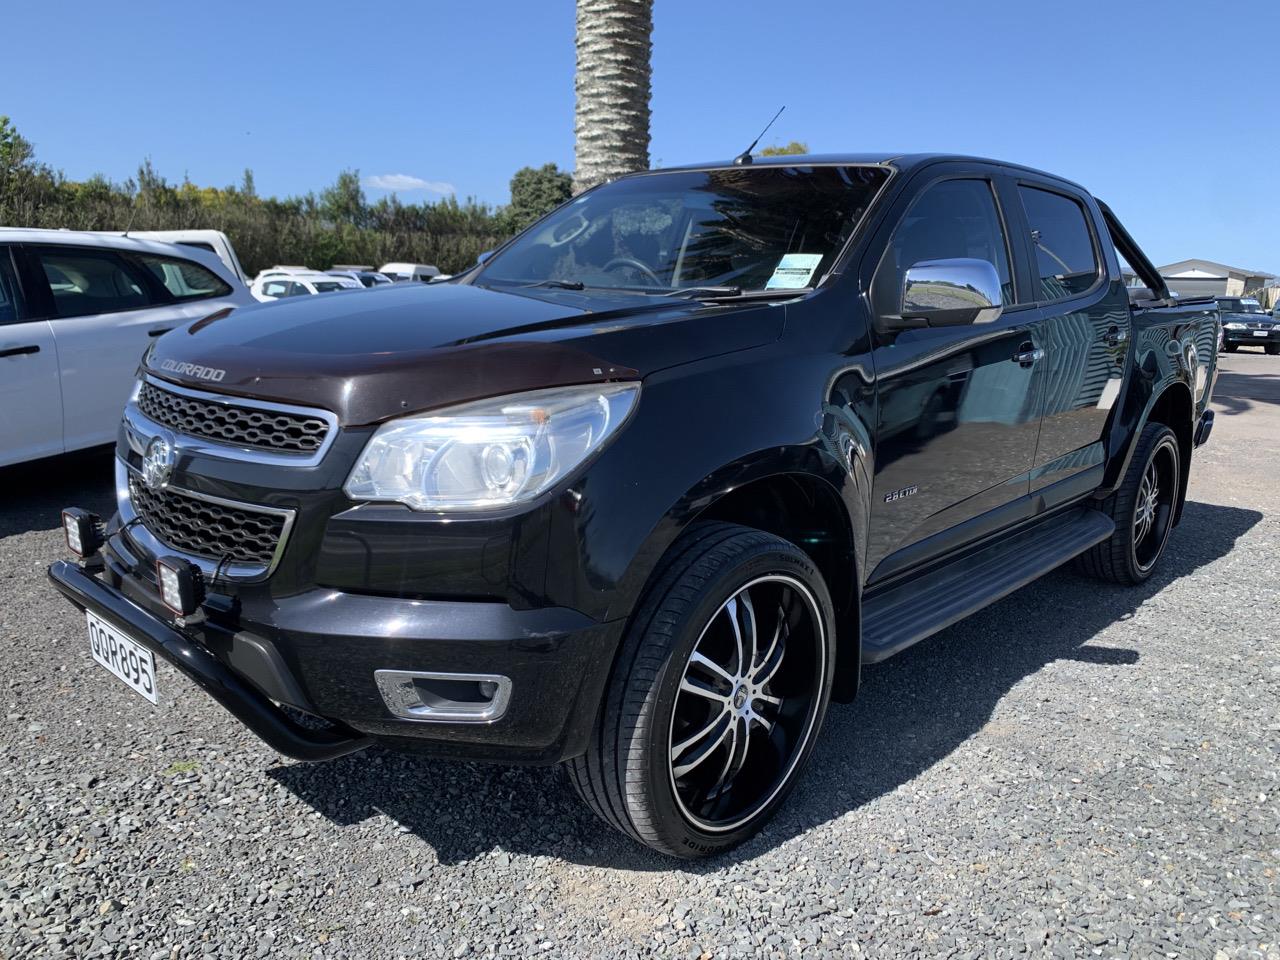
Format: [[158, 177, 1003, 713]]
[[523, 279, 586, 290], [662, 285, 813, 301]]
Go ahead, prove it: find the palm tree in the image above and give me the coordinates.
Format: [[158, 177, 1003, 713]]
[[573, 0, 653, 194]]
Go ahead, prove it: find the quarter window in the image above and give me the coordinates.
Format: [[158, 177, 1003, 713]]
[[262, 281, 289, 298], [1018, 186, 1099, 300], [34, 248, 152, 319], [135, 254, 232, 301], [873, 179, 1015, 317]]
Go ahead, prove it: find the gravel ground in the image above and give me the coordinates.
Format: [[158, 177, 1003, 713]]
[[2, 352, 1277, 960]]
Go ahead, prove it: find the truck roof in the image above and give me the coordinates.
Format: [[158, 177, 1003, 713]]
[[652, 153, 1090, 193]]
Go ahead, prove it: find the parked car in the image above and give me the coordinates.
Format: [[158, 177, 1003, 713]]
[[250, 271, 361, 301], [378, 262, 442, 283], [326, 269, 393, 288], [0, 230, 252, 467], [1218, 296, 1279, 354], [95, 230, 250, 286], [49, 153, 1219, 858]]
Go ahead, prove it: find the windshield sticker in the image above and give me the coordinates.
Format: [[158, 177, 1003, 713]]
[[766, 253, 823, 289]]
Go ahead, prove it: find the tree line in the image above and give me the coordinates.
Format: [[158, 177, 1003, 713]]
[[0, 117, 572, 277]]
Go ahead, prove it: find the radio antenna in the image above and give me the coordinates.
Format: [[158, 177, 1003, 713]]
[[734, 106, 785, 166]]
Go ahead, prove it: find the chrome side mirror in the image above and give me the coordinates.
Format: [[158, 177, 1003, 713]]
[[897, 258, 1003, 328]]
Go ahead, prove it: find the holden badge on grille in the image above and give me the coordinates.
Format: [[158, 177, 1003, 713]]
[[142, 433, 176, 491]]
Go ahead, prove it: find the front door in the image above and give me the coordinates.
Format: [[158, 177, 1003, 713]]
[[863, 173, 1045, 582]]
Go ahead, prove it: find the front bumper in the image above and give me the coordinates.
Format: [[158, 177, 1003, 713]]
[[1223, 327, 1280, 346], [48, 528, 624, 765]]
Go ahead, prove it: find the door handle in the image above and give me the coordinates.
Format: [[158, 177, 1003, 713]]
[[147, 327, 173, 338], [1102, 326, 1129, 345], [1012, 343, 1044, 366], [0, 344, 40, 358]]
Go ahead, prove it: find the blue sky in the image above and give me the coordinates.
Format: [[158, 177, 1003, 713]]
[[3, 0, 1276, 270]]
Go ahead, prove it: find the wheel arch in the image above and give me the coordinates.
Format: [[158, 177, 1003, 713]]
[[608, 467, 863, 703], [1143, 381, 1194, 525]]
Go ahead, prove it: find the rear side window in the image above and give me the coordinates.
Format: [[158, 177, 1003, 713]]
[[1018, 186, 1100, 300], [135, 254, 232, 301], [0, 249, 20, 324], [34, 248, 152, 319], [873, 178, 1015, 317]]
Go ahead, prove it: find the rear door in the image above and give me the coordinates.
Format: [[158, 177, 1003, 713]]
[[0, 245, 63, 466], [862, 166, 1046, 581], [1011, 182, 1131, 506]]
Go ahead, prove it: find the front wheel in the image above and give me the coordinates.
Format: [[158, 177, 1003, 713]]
[[1076, 423, 1180, 585], [567, 523, 836, 858], [1223, 343, 1239, 353], [1266, 344, 1280, 356]]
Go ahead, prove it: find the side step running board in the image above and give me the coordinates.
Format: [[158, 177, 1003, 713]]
[[860, 507, 1114, 664]]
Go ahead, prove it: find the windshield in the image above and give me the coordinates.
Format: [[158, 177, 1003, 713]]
[[476, 165, 889, 294]]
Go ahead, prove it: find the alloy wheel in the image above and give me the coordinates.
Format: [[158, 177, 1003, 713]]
[[667, 574, 825, 832]]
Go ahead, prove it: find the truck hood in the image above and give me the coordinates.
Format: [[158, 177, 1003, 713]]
[[144, 281, 783, 425]]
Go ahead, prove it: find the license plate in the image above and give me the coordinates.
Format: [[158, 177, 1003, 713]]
[[86, 611, 158, 704], [1253, 330, 1269, 337]]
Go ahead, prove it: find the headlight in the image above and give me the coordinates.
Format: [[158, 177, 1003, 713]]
[[1223, 322, 1245, 329], [344, 383, 640, 511]]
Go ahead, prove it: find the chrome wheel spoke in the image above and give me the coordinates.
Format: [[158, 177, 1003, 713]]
[[688, 651, 734, 688], [671, 706, 732, 779], [680, 674, 729, 704], [710, 718, 750, 793]]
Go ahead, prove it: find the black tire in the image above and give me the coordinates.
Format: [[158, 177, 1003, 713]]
[[1223, 343, 1238, 353], [1076, 423, 1180, 585], [567, 522, 836, 858], [1267, 344, 1280, 356]]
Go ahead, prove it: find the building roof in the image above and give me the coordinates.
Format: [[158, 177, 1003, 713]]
[[1157, 258, 1275, 280]]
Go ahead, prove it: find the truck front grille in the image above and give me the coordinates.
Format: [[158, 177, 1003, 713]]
[[137, 381, 330, 454], [127, 476, 286, 567]]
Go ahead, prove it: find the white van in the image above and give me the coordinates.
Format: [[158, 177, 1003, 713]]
[[378, 262, 442, 283]]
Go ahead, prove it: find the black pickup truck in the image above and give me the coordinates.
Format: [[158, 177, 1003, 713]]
[[50, 153, 1219, 858]]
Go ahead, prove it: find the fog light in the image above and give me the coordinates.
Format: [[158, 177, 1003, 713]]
[[62, 508, 104, 558], [155, 556, 205, 616]]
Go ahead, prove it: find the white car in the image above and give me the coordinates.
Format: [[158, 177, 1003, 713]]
[[326, 269, 393, 288], [250, 271, 361, 302], [95, 229, 250, 285], [378, 262, 443, 283], [0, 230, 253, 467]]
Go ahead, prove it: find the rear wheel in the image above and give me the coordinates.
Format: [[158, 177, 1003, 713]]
[[1076, 423, 1180, 585], [567, 523, 835, 858]]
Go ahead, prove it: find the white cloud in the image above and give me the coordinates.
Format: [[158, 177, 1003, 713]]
[[363, 173, 455, 194]]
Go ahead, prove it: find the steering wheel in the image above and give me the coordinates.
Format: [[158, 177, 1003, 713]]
[[602, 257, 662, 286], [548, 212, 590, 248]]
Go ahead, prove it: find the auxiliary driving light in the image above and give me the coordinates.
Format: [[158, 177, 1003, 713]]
[[62, 508, 104, 558], [155, 556, 206, 617]]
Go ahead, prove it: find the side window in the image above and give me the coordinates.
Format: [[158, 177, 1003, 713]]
[[262, 281, 289, 298], [134, 254, 232, 301], [34, 247, 152, 319], [873, 179, 1015, 318], [1018, 186, 1099, 300], [0, 249, 20, 324], [287, 282, 310, 297]]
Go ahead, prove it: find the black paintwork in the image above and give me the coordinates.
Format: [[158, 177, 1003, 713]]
[[53, 154, 1220, 764]]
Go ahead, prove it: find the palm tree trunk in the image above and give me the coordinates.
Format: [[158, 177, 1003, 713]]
[[573, 0, 653, 194]]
